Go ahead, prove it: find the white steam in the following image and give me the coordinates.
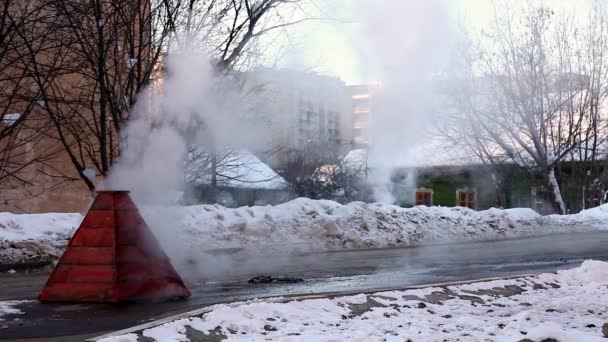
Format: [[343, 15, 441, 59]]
[[355, 0, 455, 204], [103, 45, 275, 278], [105, 48, 267, 204], [97, 2, 460, 279]]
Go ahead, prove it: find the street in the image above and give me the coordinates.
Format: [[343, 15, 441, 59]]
[[1, 231, 608, 340]]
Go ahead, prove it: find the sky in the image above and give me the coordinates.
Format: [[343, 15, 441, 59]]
[[277, 0, 592, 85]]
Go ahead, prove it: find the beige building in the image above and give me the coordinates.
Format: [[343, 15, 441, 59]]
[[241, 75, 386, 171]]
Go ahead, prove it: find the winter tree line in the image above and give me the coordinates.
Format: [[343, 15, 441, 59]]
[[438, 1, 608, 213]]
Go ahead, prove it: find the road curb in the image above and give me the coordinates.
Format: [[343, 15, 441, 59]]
[[88, 272, 536, 341], [0, 260, 52, 272]]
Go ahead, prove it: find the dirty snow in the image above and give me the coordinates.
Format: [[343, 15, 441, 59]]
[[0, 213, 80, 264], [1, 200, 608, 265], [0, 300, 29, 321], [142, 200, 608, 254], [98, 260, 608, 342]]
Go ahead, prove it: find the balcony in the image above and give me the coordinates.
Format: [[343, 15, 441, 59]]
[[352, 94, 370, 100], [353, 108, 370, 115]]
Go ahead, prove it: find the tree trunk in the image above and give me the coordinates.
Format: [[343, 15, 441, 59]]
[[547, 167, 566, 214], [211, 152, 217, 199]]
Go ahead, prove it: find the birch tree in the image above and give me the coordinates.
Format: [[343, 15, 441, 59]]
[[441, 1, 608, 214]]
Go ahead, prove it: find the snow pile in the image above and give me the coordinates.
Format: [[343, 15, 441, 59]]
[[100, 260, 608, 342], [143, 200, 608, 254], [574, 203, 608, 220], [1, 201, 608, 265], [538, 259, 608, 287], [0, 213, 80, 264]]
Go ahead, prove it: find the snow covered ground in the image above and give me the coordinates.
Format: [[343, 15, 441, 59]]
[[98, 260, 608, 342], [1, 200, 607, 265], [0, 212, 80, 265]]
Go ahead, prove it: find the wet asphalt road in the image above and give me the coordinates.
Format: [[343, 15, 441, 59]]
[[1, 231, 608, 340]]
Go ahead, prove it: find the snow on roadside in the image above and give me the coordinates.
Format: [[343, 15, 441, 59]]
[[0, 213, 80, 264], [143, 199, 608, 255], [99, 260, 608, 342], [0, 213, 79, 242], [0, 300, 29, 321], [1, 200, 608, 265], [538, 259, 608, 286], [574, 203, 608, 220]]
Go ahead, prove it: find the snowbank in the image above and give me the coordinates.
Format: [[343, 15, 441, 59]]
[[0, 213, 79, 242], [99, 260, 608, 342], [574, 203, 608, 220], [538, 259, 608, 286], [0, 213, 80, 265], [1, 200, 607, 265], [142, 200, 607, 253]]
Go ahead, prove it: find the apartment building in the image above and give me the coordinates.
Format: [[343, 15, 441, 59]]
[[244, 68, 351, 170]]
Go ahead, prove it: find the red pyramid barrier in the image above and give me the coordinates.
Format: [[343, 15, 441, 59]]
[[39, 190, 190, 302]]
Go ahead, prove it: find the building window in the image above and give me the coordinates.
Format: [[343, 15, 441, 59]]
[[457, 190, 476, 209], [415, 189, 433, 206]]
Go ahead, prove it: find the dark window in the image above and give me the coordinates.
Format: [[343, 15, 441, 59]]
[[416, 191, 432, 206], [457, 191, 476, 209]]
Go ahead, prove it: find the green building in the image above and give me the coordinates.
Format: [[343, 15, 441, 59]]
[[394, 163, 607, 214]]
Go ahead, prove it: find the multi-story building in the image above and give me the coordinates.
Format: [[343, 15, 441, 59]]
[[244, 68, 351, 170]]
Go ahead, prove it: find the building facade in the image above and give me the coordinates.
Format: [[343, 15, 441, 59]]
[[244, 68, 351, 171], [403, 163, 608, 214]]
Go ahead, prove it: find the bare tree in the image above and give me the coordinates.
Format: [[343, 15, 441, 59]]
[[0, 0, 72, 205], [440, 1, 608, 214], [184, 146, 282, 188], [21, 0, 176, 194], [168, 0, 308, 71], [563, 0, 608, 210], [166, 0, 309, 197], [35, 0, 306, 196], [281, 139, 370, 202]]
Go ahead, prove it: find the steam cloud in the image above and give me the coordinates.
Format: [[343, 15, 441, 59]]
[[103, 44, 275, 278], [354, 0, 455, 204], [100, 1, 458, 279], [105, 46, 267, 204]]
